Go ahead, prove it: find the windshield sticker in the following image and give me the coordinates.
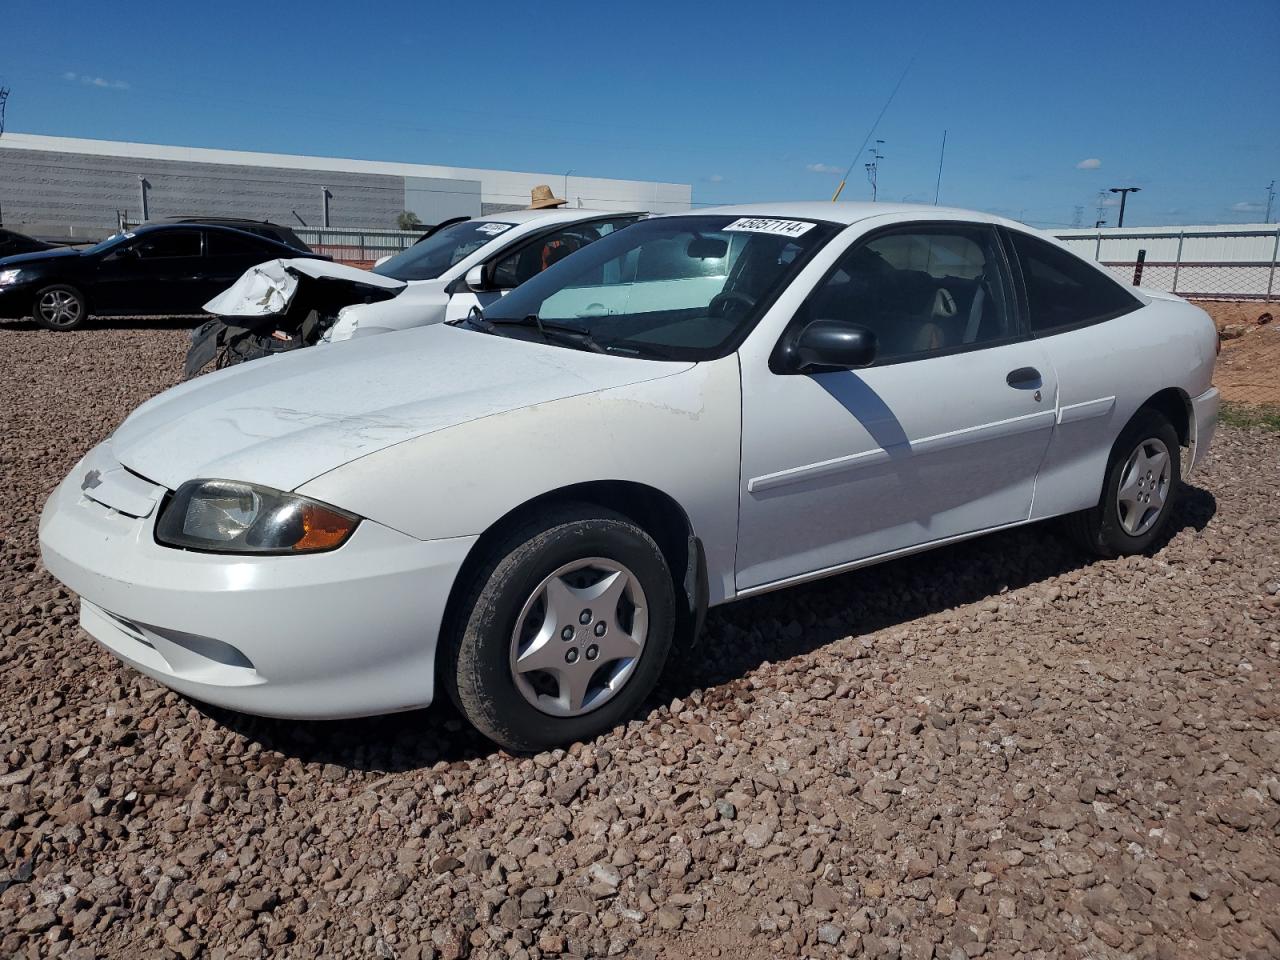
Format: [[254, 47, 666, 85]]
[[476, 223, 513, 236], [722, 218, 816, 238]]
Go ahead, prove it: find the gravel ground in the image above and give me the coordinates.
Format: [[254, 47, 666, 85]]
[[2, 322, 1279, 960]]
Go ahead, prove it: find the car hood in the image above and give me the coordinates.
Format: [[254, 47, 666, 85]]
[[109, 324, 693, 493], [204, 257, 406, 317], [0, 247, 82, 267]]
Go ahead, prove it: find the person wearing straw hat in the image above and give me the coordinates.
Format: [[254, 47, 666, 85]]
[[528, 184, 568, 209]]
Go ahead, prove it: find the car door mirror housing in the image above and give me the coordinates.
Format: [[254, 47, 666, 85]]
[[784, 319, 877, 373], [464, 264, 488, 292]]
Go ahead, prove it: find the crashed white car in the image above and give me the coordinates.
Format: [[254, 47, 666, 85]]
[[201, 209, 643, 350], [41, 203, 1219, 751]]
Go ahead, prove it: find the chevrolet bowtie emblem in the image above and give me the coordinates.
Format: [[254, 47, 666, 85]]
[[81, 469, 102, 491]]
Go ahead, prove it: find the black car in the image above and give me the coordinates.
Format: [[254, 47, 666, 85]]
[[151, 217, 312, 252], [0, 223, 326, 331], [0, 228, 56, 259]]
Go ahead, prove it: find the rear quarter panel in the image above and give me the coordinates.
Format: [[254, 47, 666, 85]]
[[1030, 297, 1217, 520]]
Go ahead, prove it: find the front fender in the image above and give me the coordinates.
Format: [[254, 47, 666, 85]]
[[297, 357, 743, 605]]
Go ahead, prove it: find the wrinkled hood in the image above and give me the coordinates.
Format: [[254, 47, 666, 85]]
[[110, 324, 692, 492], [204, 257, 405, 317], [0, 247, 82, 267]]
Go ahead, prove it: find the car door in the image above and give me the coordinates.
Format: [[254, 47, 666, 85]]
[[443, 216, 643, 323], [735, 222, 1059, 591], [96, 229, 205, 315]]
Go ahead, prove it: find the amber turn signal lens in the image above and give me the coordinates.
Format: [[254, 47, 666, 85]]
[[294, 504, 357, 551]]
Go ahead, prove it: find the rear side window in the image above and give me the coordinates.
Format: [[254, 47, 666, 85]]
[[1008, 231, 1139, 333]]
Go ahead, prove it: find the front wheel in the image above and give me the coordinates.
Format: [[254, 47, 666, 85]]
[[1065, 408, 1181, 557], [33, 285, 88, 331], [445, 505, 676, 752]]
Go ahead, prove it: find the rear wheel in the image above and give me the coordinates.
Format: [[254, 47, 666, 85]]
[[1065, 408, 1181, 557], [445, 505, 676, 752], [33, 285, 88, 331]]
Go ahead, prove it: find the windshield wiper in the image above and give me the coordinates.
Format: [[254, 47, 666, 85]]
[[457, 305, 496, 333], [491, 314, 608, 354]]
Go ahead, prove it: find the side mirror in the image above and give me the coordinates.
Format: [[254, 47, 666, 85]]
[[465, 264, 488, 292], [373, 254, 391, 268], [789, 319, 877, 373]]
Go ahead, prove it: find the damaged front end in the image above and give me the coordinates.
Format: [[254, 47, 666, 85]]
[[185, 259, 406, 378]]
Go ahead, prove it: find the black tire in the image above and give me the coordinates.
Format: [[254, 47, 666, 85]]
[[444, 504, 677, 752], [1065, 408, 1181, 557], [32, 284, 88, 331]]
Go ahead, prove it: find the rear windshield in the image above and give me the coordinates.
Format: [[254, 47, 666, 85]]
[[373, 221, 517, 281]]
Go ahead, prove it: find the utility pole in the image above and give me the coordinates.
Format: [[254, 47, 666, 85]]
[[864, 140, 885, 202], [0, 87, 9, 137], [1071, 205, 1084, 229], [564, 169, 573, 203], [1267, 180, 1276, 223], [1109, 186, 1140, 228]]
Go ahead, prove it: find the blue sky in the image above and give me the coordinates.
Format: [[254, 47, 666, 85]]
[[4, 0, 1278, 227]]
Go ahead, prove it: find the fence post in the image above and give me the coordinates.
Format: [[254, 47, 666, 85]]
[[1268, 226, 1280, 299], [1132, 249, 1146, 286], [1171, 232, 1184, 295], [1095, 230, 1102, 262]]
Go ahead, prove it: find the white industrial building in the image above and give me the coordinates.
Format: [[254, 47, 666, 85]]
[[0, 133, 693, 239]]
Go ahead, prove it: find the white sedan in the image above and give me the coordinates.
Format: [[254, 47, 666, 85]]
[[40, 203, 1219, 751]]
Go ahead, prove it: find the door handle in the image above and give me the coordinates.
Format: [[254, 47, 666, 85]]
[[1006, 367, 1042, 388]]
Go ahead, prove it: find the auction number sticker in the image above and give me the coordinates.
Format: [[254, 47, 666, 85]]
[[476, 222, 513, 236], [722, 218, 816, 237]]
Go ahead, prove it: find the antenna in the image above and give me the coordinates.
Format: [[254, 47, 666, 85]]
[[864, 141, 885, 201], [933, 130, 947, 205], [0, 87, 10, 137], [832, 59, 914, 201]]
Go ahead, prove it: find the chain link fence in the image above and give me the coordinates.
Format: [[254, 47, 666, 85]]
[[294, 227, 423, 266]]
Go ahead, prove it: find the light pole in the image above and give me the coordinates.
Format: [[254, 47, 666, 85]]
[[564, 169, 573, 203], [1266, 180, 1276, 223], [1109, 186, 1140, 228]]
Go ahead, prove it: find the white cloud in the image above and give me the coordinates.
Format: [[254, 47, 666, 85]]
[[63, 71, 129, 90], [1076, 158, 1102, 170], [1231, 201, 1264, 212], [806, 162, 842, 174], [706, 174, 724, 183], [1101, 197, 1120, 207]]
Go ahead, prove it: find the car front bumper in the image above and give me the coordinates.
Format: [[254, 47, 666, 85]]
[[38, 444, 475, 719], [0, 281, 37, 319]]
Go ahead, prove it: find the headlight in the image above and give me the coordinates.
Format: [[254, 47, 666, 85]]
[[0, 269, 23, 286], [155, 479, 359, 554]]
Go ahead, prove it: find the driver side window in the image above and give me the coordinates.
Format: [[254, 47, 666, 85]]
[[800, 225, 1014, 365], [491, 218, 639, 290]]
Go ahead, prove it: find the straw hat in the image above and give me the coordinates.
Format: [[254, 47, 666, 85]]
[[529, 184, 568, 209]]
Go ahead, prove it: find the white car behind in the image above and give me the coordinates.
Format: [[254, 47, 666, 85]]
[[41, 202, 1219, 752]]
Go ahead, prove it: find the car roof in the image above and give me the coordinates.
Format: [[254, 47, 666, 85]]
[[674, 201, 1033, 231], [122, 222, 292, 245], [474, 208, 643, 226]]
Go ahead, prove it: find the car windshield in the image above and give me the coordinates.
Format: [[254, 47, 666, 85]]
[[373, 220, 518, 281], [477, 214, 840, 360], [84, 231, 138, 255]]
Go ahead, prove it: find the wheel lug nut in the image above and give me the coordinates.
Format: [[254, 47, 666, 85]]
[[579, 610, 592, 625], [565, 648, 579, 664], [585, 644, 599, 661], [561, 626, 574, 641], [594, 621, 606, 637]]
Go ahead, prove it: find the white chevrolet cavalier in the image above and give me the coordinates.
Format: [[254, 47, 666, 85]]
[[40, 203, 1220, 751]]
